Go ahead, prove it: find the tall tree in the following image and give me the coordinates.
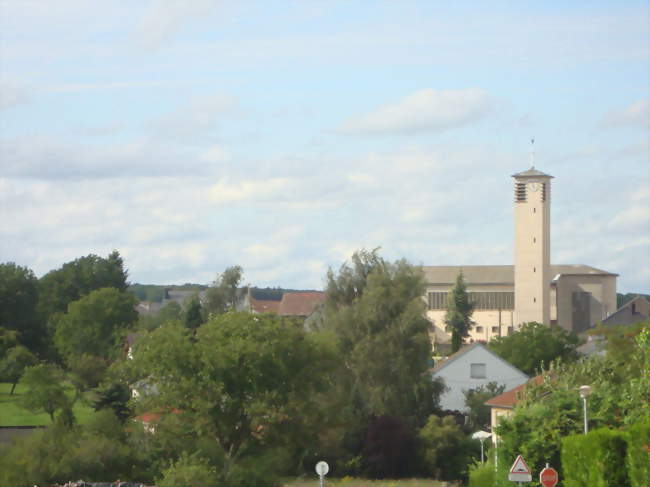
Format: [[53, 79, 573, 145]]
[[203, 265, 244, 316], [184, 295, 204, 330], [38, 250, 129, 320], [444, 271, 474, 353], [0, 263, 46, 354], [323, 250, 440, 426], [54, 287, 138, 361]]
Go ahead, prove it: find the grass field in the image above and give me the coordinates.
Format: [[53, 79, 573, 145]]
[[0, 382, 97, 426], [284, 479, 448, 486]]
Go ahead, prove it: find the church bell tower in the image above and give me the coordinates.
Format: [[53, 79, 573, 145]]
[[512, 156, 553, 326]]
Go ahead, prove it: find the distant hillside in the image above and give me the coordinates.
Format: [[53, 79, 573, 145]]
[[129, 283, 207, 302], [617, 292, 650, 308]]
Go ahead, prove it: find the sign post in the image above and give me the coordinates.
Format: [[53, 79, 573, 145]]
[[315, 460, 329, 487], [539, 463, 559, 487], [508, 454, 532, 484]]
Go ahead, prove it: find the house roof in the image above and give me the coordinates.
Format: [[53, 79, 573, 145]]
[[249, 297, 282, 314], [423, 264, 617, 285], [601, 296, 650, 326], [432, 342, 528, 379], [484, 375, 544, 409], [278, 292, 325, 317], [511, 167, 553, 178]]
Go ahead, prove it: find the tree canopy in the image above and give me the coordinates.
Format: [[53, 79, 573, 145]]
[[54, 287, 138, 361], [322, 249, 440, 426], [488, 321, 581, 375], [38, 251, 129, 320], [0, 263, 46, 354]]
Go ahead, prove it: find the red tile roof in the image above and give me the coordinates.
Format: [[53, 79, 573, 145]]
[[485, 375, 544, 409], [278, 292, 325, 317], [249, 297, 282, 314]]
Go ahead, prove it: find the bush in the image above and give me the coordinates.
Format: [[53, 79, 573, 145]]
[[418, 415, 476, 481], [626, 420, 650, 487], [157, 453, 221, 487], [468, 460, 496, 487], [561, 428, 630, 487]]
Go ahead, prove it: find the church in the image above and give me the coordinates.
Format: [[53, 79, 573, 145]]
[[424, 167, 617, 349]]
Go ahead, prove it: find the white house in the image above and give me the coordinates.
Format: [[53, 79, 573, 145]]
[[432, 343, 529, 412]]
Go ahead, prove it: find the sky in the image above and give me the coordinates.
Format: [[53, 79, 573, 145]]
[[1, 0, 648, 293]]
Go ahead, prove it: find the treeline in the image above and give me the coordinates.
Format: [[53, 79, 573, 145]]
[[0, 249, 481, 486]]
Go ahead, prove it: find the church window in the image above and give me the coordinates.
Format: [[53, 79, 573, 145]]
[[534, 267, 536, 272], [468, 292, 514, 310], [470, 363, 487, 379], [475, 326, 484, 333], [428, 292, 448, 310], [491, 326, 499, 333]]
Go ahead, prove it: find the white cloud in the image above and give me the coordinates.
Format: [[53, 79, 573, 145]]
[[337, 88, 493, 135], [601, 99, 650, 128], [134, 0, 222, 50], [0, 81, 31, 110], [208, 177, 299, 204]]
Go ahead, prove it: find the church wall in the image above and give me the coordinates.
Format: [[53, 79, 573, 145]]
[[555, 275, 617, 332]]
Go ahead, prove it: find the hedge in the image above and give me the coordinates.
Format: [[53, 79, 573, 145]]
[[561, 428, 630, 487], [626, 420, 650, 487]]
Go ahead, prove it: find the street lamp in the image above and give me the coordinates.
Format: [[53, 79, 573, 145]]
[[579, 385, 592, 434], [472, 430, 492, 463]]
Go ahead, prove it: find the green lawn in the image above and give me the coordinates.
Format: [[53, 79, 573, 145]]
[[285, 479, 446, 487], [0, 382, 97, 426]]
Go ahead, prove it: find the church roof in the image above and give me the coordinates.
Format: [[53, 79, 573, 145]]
[[422, 264, 617, 285], [512, 167, 553, 178]]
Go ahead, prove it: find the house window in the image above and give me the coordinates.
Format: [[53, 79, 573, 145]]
[[507, 326, 514, 335], [475, 326, 484, 333], [491, 326, 499, 333], [470, 363, 487, 379]]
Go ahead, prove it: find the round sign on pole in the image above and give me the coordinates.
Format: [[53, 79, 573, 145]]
[[315, 460, 329, 476], [539, 466, 558, 487]]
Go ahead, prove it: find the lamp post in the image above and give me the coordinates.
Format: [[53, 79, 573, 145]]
[[579, 385, 592, 434], [472, 430, 492, 463]]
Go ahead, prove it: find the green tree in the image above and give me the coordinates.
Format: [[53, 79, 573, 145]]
[[322, 250, 440, 425], [38, 250, 129, 320], [463, 381, 506, 430], [126, 312, 330, 482], [157, 453, 221, 487], [92, 381, 132, 422], [54, 287, 138, 361], [67, 353, 108, 400], [0, 345, 37, 394], [489, 322, 581, 375], [203, 266, 244, 316], [184, 295, 204, 330], [444, 271, 474, 353], [418, 415, 476, 481], [20, 363, 71, 422], [0, 263, 46, 355]]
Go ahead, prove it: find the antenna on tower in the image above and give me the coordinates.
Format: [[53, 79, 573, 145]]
[[530, 138, 535, 169]]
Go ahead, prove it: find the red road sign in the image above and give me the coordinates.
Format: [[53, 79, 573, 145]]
[[539, 466, 559, 487]]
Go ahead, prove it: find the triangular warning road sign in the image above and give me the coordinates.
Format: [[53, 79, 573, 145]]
[[509, 454, 531, 474], [508, 454, 532, 482]]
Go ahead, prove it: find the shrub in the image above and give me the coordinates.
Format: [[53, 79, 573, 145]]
[[468, 460, 496, 487], [157, 453, 221, 487], [626, 420, 650, 487], [561, 428, 630, 487]]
